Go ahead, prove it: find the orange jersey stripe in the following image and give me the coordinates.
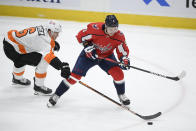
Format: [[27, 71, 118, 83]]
[[50, 39, 55, 48], [7, 30, 27, 54], [44, 53, 56, 63], [13, 71, 25, 76], [35, 72, 47, 78], [44, 39, 56, 63]]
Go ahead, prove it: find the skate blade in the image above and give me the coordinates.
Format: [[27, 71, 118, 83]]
[[12, 83, 30, 87], [34, 91, 52, 96]]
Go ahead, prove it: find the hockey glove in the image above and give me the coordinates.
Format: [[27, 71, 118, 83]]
[[120, 56, 130, 70], [83, 42, 97, 60], [61, 62, 71, 79], [54, 41, 60, 52]]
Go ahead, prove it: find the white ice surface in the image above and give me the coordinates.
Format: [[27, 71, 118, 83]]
[[0, 16, 196, 131]]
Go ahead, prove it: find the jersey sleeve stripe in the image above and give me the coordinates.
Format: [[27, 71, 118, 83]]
[[7, 30, 27, 54], [44, 39, 56, 63], [80, 34, 104, 42], [118, 44, 127, 56], [81, 35, 92, 42], [44, 53, 56, 63]]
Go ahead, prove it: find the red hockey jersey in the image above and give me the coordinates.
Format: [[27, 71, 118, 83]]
[[76, 22, 129, 59]]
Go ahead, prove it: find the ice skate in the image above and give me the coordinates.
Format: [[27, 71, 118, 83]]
[[12, 74, 31, 86], [47, 94, 59, 108], [118, 94, 130, 106], [33, 77, 52, 95]]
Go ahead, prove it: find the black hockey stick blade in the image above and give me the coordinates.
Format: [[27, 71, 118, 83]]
[[122, 105, 162, 120], [135, 112, 162, 120], [79, 80, 162, 120], [167, 70, 186, 81]]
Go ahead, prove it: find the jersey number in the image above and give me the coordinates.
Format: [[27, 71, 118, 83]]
[[15, 27, 36, 38]]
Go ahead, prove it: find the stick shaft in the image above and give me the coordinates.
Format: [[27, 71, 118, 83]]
[[99, 57, 179, 81], [79, 81, 121, 106], [79, 81, 161, 120], [79, 81, 137, 115]]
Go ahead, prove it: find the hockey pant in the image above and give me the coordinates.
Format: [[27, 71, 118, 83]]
[[3, 38, 48, 86], [54, 50, 125, 97]]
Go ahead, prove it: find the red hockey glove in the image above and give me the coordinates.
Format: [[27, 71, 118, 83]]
[[120, 56, 130, 70]]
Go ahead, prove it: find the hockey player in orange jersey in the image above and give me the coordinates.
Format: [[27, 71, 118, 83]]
[[3, 20, 71, 95]]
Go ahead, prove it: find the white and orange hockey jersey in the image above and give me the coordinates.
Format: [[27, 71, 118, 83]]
[[4, 25, 56, 64]]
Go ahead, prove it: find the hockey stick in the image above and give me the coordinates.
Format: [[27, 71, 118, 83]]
[[98, 57, 186, 81], [79, 81, 162, 120]]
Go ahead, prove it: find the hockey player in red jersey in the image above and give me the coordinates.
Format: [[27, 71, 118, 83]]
[[3, 20, 71, 95], [47, 15, 130, 107]]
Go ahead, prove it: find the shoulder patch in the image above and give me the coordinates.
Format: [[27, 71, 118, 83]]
[[92, 24, 99, 30]]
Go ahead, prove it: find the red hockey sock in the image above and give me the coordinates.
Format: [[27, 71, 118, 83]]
[[108, 66, 125, 95], [66, 73, 82, 85], [108, 66, 124, 81]]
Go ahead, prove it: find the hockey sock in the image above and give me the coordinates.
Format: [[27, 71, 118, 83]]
[[55, 80, 70, 97], [113, 81, 125, 95], [13, 65, 25, 80], [108, 66, 125, 95]]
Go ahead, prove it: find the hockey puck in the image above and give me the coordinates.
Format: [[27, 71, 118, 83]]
[[147, 122, 153, 125]]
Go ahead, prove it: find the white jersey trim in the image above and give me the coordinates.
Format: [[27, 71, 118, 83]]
[[118, 44, 127, 56], [114, 79, 125, 84], [82, 35, 92, 42], [63, 79, 72, 87], [70, 76, 79, 82]]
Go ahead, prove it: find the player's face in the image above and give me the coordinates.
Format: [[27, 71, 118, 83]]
[[49, 31, 59, 40], [52, 32, 59, 40], [106, 26, 118, 36]]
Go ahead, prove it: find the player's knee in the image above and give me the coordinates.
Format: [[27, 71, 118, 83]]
[[108, 66, 124, 81], [14, 62, 25, 68]]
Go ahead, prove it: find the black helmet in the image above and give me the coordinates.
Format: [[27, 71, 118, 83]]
[[105, 15, 118, 27]]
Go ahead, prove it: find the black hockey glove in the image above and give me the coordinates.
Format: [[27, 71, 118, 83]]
[[120, 56, 130, 70], [54, 41, 60, 52], [83, 41, 97, 60], [61, 62, 71, 79]]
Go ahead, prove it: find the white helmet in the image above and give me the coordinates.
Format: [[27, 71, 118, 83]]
[[46, 20, 62, 33]]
